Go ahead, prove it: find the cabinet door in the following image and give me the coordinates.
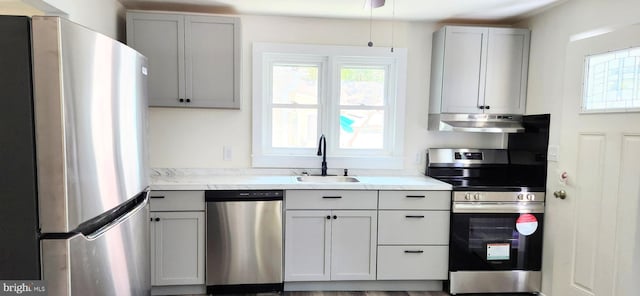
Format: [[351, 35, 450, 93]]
[[126, 13, 185, 107], [151, 211, 205, 286], [284, 210, 331, 281], [484, 28, 530, 114], [441, 26, 488, 114], [330, 210, 377, 280], [185, 16, 240, 108]]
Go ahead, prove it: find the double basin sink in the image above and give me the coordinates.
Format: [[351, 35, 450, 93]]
[[295, 176, 360, 183]]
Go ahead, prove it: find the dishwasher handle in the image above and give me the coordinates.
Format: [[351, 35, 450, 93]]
[[205, 190, 284, 202]]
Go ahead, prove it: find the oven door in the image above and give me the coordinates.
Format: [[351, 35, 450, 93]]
[[449, 203, 544, 271]]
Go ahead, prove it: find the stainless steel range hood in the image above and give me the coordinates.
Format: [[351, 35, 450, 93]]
[[428, 114, 524, 133]]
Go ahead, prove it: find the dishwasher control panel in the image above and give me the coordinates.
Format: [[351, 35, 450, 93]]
[[205, 190, 283, 201]]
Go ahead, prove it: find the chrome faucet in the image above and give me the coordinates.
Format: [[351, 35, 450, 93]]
[[317, 134, 328, 176]]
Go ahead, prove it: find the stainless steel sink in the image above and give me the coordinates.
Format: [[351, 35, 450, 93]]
[[295, 176, 360, 183]]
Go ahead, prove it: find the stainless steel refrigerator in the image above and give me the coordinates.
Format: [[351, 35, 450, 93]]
[[0, 15, 150, 295]]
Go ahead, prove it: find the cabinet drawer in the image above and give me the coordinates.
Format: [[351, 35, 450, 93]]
[[149, 191, 205, 211], [285, 190, 377, 210], [377, 245, 448, 280], [378, 210, 449, 245], [379, 190, 450, 210]]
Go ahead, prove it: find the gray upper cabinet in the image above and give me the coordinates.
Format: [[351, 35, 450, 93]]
[[127, 12, 241, 109], [429, 26, 530, 115]]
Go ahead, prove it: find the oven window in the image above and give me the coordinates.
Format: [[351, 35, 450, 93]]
[[450, 213, 543, 271]]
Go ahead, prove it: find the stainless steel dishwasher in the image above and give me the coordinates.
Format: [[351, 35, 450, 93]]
[[205, 190, 283, 294]]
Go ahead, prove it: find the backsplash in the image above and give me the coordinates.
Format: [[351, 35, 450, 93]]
[[150, 167, 423, 179]]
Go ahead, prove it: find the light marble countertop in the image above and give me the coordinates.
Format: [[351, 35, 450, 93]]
[[150, 175, 452, 191]]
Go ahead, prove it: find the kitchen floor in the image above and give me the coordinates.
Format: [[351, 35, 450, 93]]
[[190, 292, 450, 296], [190, 292, 539, 296], [285, 292, 449, 296]]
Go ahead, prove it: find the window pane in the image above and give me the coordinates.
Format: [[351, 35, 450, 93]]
[[339, 110, 384, 149], [272, 108, 317, 148], [583, 47, 640, 111], [340, 67, 385, 106], [272, 65, 318, 104]]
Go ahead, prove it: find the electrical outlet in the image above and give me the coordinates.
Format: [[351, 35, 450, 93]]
[[548, 145, 559, 162], [415, 151, 423, 164], [223, 145, 232, 161]]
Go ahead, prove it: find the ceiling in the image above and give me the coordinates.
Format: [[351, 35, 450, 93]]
[[119, 0, 567, 22]]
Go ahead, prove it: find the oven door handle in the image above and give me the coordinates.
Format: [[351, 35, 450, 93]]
[[452, 202, 545, 213]]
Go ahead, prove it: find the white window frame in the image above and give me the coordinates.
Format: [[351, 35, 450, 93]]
[[252, 43, 407, 169]]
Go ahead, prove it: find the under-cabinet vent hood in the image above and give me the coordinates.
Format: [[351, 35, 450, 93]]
[[428, 114, 524, 133]]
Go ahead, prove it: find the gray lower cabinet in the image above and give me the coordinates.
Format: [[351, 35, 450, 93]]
[[149, 191, 205, 286], [377, 245, 448, 280], [126, 11, 240, 109], [283, 189, 451, 283], [284, 190, 378, 281], [376, 190, 450, 280]]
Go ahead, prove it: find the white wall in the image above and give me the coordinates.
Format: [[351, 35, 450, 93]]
[[149, 15, 505, 172], [0, 1, 42, 15], [518, 0, 640, 294]]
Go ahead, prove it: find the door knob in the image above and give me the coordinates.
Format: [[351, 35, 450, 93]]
[[554, 190, 567, 199]]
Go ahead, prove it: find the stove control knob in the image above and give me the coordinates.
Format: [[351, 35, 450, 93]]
[[474, 193, 481, 200], [464, 193, 471, 200], [517, 194, 524, 200], [527, 194, 535, 201]]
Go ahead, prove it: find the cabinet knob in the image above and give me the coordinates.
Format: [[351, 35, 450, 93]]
[[333, 215, 337, 219], [479, 105, 485, 109], [186, 98, 191, 103], [485, 105, 490, 110], [179, 98, 185, 103], [326, 215, 331, 220], [154, 217, 160, 222]]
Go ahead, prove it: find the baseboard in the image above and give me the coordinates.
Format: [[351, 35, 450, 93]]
[[285, 280, 444, 291], [151, 285, 206, 295]]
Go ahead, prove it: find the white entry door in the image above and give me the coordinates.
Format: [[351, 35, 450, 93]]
[[551, 24, 640, 296]]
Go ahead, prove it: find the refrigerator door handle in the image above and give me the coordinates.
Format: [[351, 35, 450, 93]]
[[41, 192, 151, 296], [76, 191, 149, 240]]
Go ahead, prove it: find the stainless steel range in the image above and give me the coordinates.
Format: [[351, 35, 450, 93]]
[[427, 148, 547, 295]]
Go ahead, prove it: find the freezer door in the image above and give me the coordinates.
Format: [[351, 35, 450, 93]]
[[31, 16, 149, 233], [41, 194, 150, 296]]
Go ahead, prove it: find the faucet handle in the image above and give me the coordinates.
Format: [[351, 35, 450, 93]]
[[344, 169, 348, 176]]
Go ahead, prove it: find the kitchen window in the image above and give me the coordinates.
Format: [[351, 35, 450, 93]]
[[582, 46, 640, 112], [252, 43, 407, 169]]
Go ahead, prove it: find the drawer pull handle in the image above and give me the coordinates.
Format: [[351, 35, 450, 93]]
[[150, 195, 165, 199], [322, 196, 343, 199], [404, 250, 424, 254], [405, 195, 426, 198], [405, 215, 425, 218]]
